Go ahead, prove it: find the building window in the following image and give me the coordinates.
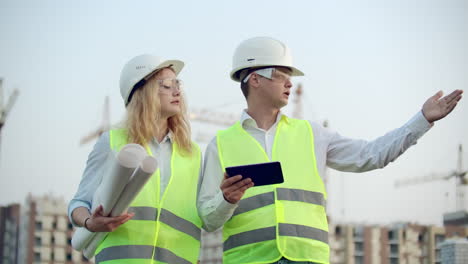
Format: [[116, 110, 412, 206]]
[[35, 221, 42, 231], [354, 256, 364, 264], [35, 237, 42, 246], [390, 244, 399, 254], [435, 234, 445, 246], [390, 258, 399, 264], [353, 227, 363, 237], [335, 226, 342, 236], [355, 242, 364, 252], [51, 235, 55, 245], [52, 221, 57, 229], [34, 252, 41, 262], [51, 252, 54, 261], [67, 253, 72, 261]]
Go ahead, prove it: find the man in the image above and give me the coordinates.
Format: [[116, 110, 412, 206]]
[[197, 36, 463, 264]]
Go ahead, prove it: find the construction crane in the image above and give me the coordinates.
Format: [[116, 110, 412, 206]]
[[0, 78, 20, 159], [0, 78, 20, 132], [292, 83, 303, 119], [80, 96, 110, 145], [394, 144, 467, 211]]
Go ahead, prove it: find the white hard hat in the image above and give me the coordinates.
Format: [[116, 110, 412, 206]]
[[119, 54, 184, 105], [230, 36, 304, 82], [231, 37, 304, 82]]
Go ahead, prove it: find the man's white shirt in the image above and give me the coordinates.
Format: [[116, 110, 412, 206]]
[[197, 110, 432, 231]]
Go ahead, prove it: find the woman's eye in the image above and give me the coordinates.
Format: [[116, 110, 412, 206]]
[[163, 85, 171, 89]]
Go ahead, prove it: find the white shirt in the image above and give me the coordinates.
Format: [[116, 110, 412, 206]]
[[197, 110, 432, 231]]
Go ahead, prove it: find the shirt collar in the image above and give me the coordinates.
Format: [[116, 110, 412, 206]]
[[240, 109, 289, 129], [152, 131, 173, 145]]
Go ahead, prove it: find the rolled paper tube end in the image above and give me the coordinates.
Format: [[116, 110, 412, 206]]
[[141, 156, 158, 174], [117, 144, 147, 168]]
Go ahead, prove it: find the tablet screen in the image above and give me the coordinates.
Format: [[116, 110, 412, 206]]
[[225, 161, 284, 186]]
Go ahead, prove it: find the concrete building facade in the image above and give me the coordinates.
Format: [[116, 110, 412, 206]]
[[19, 194, 91, 264], [0, 203, 21, 264]]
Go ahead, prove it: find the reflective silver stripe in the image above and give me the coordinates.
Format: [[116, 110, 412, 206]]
[[233, 189, 325, 217], [276, 188, 325, 207], [95, 245, 153, 262], [95, 245, 191, 264], [223, 226, 276, 252], [159, 209, 201, 241], [233, 192, 275, 216], [279, 223, 329, 244], [127, 207, 200, 240], [223, 224, 329, 252], [127, 207, 157, 220], [154, 247, 191, 264]]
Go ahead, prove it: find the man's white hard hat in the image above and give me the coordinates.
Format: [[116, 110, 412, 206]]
[[119, 54, 184, 105], [230, 36, 304, 82]]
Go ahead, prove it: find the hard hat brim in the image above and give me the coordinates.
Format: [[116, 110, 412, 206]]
[[143, 59, 184, 81], [230, 65, 304, 82]]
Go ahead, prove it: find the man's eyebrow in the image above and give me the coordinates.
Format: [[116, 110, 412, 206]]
[[276, 67, 292, 75]]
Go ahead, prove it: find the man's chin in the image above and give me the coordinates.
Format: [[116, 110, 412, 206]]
[[278, 99, 288, 109]]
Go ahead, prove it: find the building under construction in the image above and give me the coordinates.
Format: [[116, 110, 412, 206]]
[[1, 194, 91, 264]]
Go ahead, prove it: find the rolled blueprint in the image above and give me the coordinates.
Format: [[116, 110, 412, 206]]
[[83, 155, 158, 259], [71, 144, 148, 251], [111, 156, 158, 215], [92, 144, 147, 214]]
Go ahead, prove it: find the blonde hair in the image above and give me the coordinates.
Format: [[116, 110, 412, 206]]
[[124, 68, 192, 154]]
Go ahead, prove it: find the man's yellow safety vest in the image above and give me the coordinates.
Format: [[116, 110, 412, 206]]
[[217, 116, 330, 264], [94, 129, 202, 264]]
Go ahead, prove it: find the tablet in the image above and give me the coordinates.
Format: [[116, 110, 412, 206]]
[[225, 161, 284, 186]]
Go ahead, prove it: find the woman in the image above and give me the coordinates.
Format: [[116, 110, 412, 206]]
[[68, 54, 202, 264]]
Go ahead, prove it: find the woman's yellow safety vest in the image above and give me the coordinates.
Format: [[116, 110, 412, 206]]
[[94, 129, 202, 264], [217, 116, 330, 264]]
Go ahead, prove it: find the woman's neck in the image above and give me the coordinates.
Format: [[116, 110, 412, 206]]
[[155, 118, 169, 143]]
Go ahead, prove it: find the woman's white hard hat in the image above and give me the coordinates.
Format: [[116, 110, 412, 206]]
[[119, 54, 184, 105]]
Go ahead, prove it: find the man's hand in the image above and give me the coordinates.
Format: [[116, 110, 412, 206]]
[[422, 90, 463, 123], [220, 173, 254, 204], [86, 205, 134, 232]]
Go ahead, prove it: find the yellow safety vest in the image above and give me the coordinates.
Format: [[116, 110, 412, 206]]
[[217, 116, 330, 264], [94, 129, 202, 264]]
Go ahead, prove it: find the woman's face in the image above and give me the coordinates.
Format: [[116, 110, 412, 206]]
[[154, 68, 182, 118]]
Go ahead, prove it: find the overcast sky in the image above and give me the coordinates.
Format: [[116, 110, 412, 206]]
[[0, 0, 467, 226]]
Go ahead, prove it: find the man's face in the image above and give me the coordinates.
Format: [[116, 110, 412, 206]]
[[256, 67, 293, 108]]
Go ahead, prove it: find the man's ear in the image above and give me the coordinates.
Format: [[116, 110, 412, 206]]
[[249, 73, 261, 88]]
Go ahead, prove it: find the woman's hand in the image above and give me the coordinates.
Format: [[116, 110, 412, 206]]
[[85, 205, 135, 232]]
